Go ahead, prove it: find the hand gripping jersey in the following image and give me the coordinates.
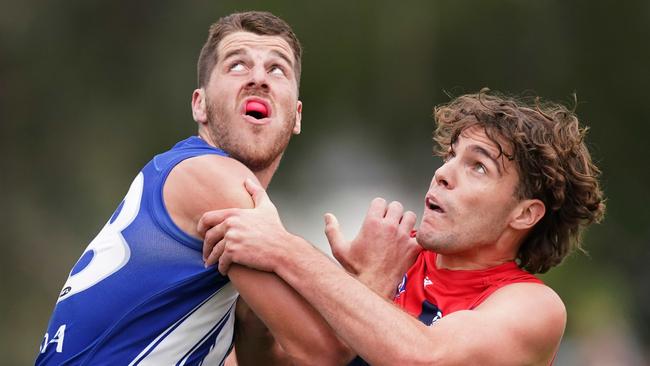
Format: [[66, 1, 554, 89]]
[[36, 137, 238, 366], [394, 251, 542, 325]]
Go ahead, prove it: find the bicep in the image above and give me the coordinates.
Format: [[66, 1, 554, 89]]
[[163, 154, 257, 238]]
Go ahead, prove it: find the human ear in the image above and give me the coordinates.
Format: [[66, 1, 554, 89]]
[[293, 100, 302, 134], [191, 88, 207, 124], [510, 199, 546, 230]]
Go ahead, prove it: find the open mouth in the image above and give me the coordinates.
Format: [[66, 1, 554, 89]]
[[426, 197, 445, 213], [244, 100, 270, 120]]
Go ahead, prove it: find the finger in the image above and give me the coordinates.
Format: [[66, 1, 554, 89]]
[[324, 213, 346, 254], [407, 236, 424, 256], [197, 209, 236, 238], [384, 201, 404, 223], [202, 223, 227, 261], [366, 197, 388, 219], [244, 178, 270, 208], [399, 211, 417, 233], [218, 250, 234, 275], [205, 238, 227, 267]]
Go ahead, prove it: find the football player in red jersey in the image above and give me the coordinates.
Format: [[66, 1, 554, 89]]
[[202, 89, 604, 365]]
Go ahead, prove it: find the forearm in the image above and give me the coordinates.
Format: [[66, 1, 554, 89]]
[[275, 236, 439, 366], [229, 264, 355, 366], [230, 298, 293, 366]]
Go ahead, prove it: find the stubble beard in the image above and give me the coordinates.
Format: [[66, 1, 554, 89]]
[[205, 98, 295, 172], [416, 229, 459, 254], [417, 205, 513, 255]]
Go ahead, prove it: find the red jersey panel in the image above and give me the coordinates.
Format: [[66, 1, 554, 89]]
[[394, 251, 542, 325]]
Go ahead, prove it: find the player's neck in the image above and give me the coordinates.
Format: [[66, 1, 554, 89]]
[[253, 158, 281, 189], [436, 250, 515, 271], [196, 130, 280, 189], [252, 150, 285, 189]]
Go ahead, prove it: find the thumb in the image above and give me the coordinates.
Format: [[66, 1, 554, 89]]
[[324, 213, 346, 253], [244, 178, 270, 208]]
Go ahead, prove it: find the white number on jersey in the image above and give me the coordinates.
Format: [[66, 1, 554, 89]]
[[58, 173, 144, 302]]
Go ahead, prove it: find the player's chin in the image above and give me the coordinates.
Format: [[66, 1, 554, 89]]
[[415, 229, 433, 248]]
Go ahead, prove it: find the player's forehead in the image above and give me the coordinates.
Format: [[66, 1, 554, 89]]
[[456, 125, 517, 173], [456, 126, 502, 155], [217, 31, 295, 64]]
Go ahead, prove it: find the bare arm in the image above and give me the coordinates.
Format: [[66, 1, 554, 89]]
[[164, 155, 353, 365], [274, 240, 565, 365], [228, 298, 293, 366], [205, 181, 567, 366]]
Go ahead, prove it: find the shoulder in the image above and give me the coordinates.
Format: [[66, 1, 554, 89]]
[[164, 154, 259, 237], [169, 153, 256, 199], [478, 282, 566, 358], [481, 282, 566, 321]]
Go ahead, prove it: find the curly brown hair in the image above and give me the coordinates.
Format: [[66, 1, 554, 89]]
[[197, 11, 302, 88], [433, 88, 605, 273]]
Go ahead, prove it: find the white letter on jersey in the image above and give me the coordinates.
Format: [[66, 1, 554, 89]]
[[51, 324, 66, 353], [40, 324, 66, 353], [39, 333, 49, 353], [58, 173, 144, 302]]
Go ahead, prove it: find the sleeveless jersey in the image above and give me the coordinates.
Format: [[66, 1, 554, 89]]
[[348, 250, 543, 366], [36, 136, 238, 366], [394, 251, 543, 325]]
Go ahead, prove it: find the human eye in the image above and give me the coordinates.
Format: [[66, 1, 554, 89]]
[[269, 65, 285, 76], [229, 62, 246, 72], [472, 161, 487, 175]]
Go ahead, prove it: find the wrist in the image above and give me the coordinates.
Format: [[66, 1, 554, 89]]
[[357, 271, 400, 300], [273, 231, 307, 274], [274, 233, 322, 285]]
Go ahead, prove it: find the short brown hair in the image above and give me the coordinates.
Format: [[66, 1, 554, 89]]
[[197, 11, 302, 88], [433, 88, 605, 274]]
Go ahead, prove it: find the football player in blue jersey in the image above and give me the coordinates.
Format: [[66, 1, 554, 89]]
[[37, 11, 354, 365]]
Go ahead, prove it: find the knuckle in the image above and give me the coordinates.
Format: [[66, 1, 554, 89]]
[[331, 247, 341, 258], [224, 231, 233, 241], [225, 231, 239, 242], [204, 230, 216, 243], [364, 220, 379, 232], [386, 224, 398, 236], [367, 216, 381, 226]]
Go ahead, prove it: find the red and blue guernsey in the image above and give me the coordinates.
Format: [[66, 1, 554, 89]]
[[347, 250, 543, 366], [36, 137, 238, 366], [394, 251, 542, 325]]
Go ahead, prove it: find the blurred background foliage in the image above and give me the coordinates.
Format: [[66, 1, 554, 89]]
[[2, 0, 649, 364]]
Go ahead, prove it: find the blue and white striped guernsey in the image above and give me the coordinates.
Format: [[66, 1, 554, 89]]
[[37, 136, 238, 366]]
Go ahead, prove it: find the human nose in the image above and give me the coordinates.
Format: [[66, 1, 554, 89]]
[[246, 64, 269, 90], [433, 160, 454, 189]]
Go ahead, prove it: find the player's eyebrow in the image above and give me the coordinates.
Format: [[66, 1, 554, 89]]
[[270, 50, 293, 68], [222, 48, 246, 61], [221, 48, 293, 71], [469, 144, 503, 176]]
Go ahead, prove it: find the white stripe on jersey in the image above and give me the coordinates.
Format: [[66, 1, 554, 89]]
[[129, 283, 238, 365], [194, 307, 235, 366]]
